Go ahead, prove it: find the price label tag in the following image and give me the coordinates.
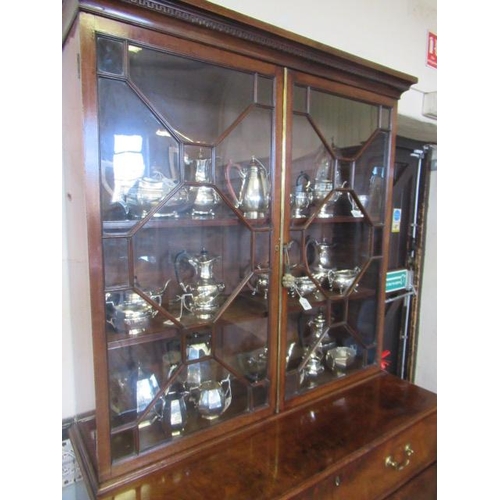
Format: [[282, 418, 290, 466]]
[[299, 296, 312, 310]]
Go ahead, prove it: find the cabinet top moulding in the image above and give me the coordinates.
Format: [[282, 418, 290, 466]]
[[62, 0, 418, 99]]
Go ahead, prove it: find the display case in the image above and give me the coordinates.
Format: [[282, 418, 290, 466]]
[[63, 1, 436, 498]]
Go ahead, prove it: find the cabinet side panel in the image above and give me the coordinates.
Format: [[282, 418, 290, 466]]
[[63, 20, 96, 417]]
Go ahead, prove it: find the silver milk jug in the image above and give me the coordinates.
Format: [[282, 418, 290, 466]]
[[196, 377, 232, 420]]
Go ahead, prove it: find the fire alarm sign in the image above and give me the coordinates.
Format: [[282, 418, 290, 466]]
[[427, 31, 437, 68]]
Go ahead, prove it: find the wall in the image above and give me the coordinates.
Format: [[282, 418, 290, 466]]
[[62, 0, 437, 419], [414, 165, 437, 393]]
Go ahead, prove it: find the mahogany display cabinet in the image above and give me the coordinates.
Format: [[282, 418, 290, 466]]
[[62, 1, 437, 498]]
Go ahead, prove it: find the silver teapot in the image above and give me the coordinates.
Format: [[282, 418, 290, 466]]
[[105, 280, 170, 335], [225, 156, 270, 219], [127, 172, 190, 218], [174, 248, 225, 320], [247, 263, 270, 299], [196, 377, 232, 420], [312, 156, 341, 218]]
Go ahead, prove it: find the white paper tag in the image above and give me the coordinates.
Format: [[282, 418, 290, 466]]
[[299, 297, 312, 310], [351, 209, 363, 218]]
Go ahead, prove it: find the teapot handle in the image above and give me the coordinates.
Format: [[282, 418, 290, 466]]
[[221, 375, 232, 413], [296, 171, 311, 189], [224, 159, 243, 207], [174, 250, 192, 293], [305, 236, 318, 268], [252, 156, 270, 196]]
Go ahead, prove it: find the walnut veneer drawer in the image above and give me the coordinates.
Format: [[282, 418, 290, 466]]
[[291, 411, 437, 500], [384, 462, 437, 500]]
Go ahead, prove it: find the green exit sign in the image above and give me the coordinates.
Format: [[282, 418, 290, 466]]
[[386, 269, 409, 293]]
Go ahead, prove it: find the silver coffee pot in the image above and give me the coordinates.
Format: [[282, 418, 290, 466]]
[[225, 156, 270, 219], [299, 309, 331, 377], [306, 237, 336, 284], [162, 383, 189, 436], [189, 154, 220, 218], [312, 155, 341, 218], [291, 171, 312, 218], [174, 248, 225, 319]]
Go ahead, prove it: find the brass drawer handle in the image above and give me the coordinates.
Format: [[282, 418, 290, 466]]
[[385, 444, 414, 471]]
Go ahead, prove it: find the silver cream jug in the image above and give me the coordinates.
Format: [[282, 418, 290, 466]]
[[196, 377, 232, 420]]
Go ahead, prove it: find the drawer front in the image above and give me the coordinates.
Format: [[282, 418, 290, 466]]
[[290, 412, 437, 500], [384, 462, 437, 500]]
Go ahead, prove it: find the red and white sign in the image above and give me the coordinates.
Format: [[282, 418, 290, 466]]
[[427, 31, 437, 69]]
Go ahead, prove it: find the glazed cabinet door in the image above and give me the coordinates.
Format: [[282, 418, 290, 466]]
[[87, 18, 282, 473], [280, 70, 396, 405]]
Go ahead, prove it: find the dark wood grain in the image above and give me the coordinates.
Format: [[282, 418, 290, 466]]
[[72, 373, 436, 498]]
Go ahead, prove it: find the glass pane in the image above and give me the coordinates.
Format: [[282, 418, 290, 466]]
[[96, 34, 276, 461], [309, 89, 378, 149], [290, 115, 340, 222], [257, 75, 273, 106], [380, 105, 392, 130], [285, 81, 390, 402], [103, 237, 129, 288], [129, 46, 255, 144], [97, 36, 124, 75], [293, 85, 307, 113], [353, 130, 390, 223], [216, 107, 274, 221], [98, 78, 180, 222]]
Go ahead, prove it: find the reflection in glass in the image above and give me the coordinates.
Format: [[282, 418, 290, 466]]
[[185, 149, 221, 219], [353, 130, 390, 222], [309, 89, 378, 149], [103, 238, 128, 288], [129, 46, 254, 144], [97, 36, 124, 75], [98, 78, 180, 220], [293, 85, 307, 113], [257, 75, 273, 105]]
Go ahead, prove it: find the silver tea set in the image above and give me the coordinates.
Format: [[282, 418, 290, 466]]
[[306, 237, 361, 294], [296, 309, 358, 381], [129, 338, 233, 437]]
